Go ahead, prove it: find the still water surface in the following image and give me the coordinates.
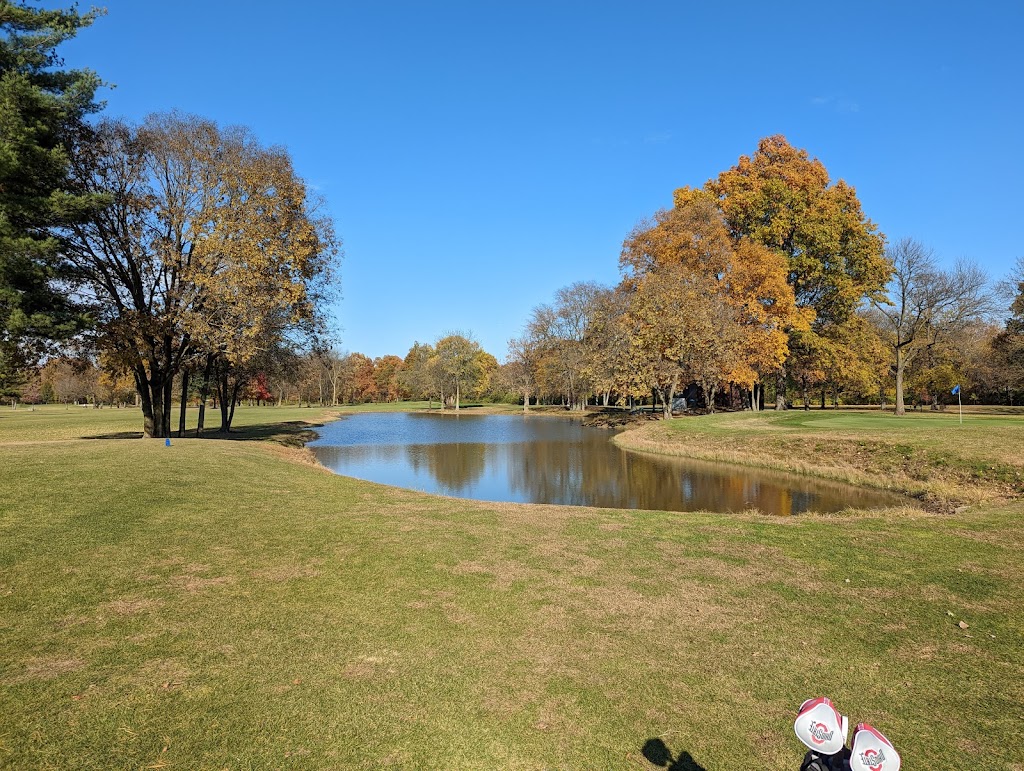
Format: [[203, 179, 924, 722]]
[[309, 413, 904, 515]]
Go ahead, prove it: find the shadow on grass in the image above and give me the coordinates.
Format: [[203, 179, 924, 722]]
[[83, 420, 324, 448], [81, 431, 144, 440], [642, 738, 707, 771]]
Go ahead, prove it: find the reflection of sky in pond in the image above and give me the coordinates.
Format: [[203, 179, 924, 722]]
[[309, 413, 907, 515]]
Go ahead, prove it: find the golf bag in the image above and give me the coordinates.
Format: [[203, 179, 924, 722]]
[[794, 697, 900, 771]]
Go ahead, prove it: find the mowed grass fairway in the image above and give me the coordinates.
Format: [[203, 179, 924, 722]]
[[1, 406, 1023, 769]]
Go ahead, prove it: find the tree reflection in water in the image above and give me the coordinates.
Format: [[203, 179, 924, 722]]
[[407, 443, 488, 493], [310, 413, 905, 515]]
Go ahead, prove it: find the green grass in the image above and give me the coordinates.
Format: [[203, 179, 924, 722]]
[[0, 403, 345, 443], [1, 408, 1023, 768]]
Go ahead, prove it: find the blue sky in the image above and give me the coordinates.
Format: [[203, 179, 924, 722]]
[[53, 0, 1023, 360]]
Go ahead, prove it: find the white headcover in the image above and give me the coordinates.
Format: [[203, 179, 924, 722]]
[[794, 697, 846, 755], [850, 723, 901, 771]]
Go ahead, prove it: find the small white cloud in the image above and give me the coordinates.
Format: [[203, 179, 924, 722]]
[[810, 95, 861, 114], [643, 130, 673, 145]]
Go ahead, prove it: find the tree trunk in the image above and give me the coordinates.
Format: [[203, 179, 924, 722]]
[[151, 391, 163, 437], [894, 347, 907, 416], [196, 355, 213, 437], [455, 382, 460, 411], [162, 376, 173, 437], [523, 390, 529, 412], [225, 381, 241, 430], [178, 369, 190, 437], [134, 359, 175, 439], [775, 366, 787, 410], [218, 372, 231, 432], [133, 365, 155, 437]]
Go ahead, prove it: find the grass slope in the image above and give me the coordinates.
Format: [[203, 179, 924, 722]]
[[1, 407, 1022, 769], [615, 410, 1024, 510]]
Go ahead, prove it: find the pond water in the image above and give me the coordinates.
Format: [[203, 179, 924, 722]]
[[308, 412, 905, 515]]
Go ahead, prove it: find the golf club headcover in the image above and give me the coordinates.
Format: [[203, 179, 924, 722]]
[[850, 723, 901, 771], [794, 697, 846, 755]]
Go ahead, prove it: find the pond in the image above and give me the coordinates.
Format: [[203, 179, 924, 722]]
[[308, 412, 906, 515]]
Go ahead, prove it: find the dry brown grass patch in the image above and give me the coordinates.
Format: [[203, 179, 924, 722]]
[[250, 563, 322, 583], [262, 444, 333, 471], [568, 582, 737, 631], [20, 656, 85, 680], [449, 558, 539, 590], [171, 574, 235, 593], [342, 653, 395, 679], [102, 597, 164, 616], [131, 658, 190, 690]]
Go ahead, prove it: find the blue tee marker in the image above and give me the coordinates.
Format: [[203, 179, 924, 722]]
[[165, 438, 171, 446]]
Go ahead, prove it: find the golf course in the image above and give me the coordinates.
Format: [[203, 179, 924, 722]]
[[1, 405, 1021, 769]]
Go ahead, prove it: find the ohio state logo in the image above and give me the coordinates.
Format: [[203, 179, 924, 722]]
[[860, 748, 886, 771], [807, 722, 834, 745]]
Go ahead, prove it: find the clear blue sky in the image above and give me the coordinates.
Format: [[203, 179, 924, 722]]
[[53, 0, 1023, 360]]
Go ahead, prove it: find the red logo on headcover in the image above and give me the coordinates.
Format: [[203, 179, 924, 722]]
[[808, 722, 834, 745], [861, 748, 885, 771]]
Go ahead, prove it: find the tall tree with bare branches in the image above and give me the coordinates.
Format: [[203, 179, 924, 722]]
[[868, 238, 992, 415], [62, 113, 339, 436]]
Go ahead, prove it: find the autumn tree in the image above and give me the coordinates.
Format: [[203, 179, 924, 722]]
[[806, 313, 889, 408], [319, 347, 347, 406], [627, 266, 745, 415], [400, 341, 438, 407], [433, 332, 483, 411], [473, 351, 499, 400], [700, 135, 890, 408], [338, 352, 374, 403], [504, 336, 540, 411], [0, 2, 104, 391], [527, 281, 605, 410], [62, 114, 338, 436], [97, 352, 136, 407], [620, 198, 807, 415], [867, 238, 992, 415], [581, 285, 632, 407], [374, 354, 406, 402], [963, 322, 1011, 404], [991, 259, 1024, 401], [39, 355, 96, 406]]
